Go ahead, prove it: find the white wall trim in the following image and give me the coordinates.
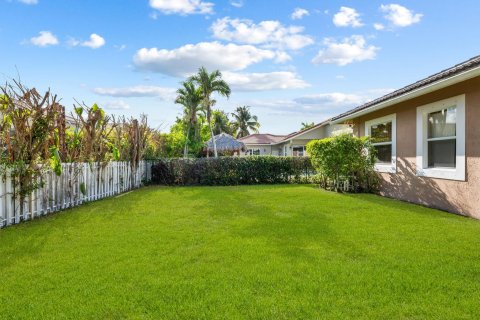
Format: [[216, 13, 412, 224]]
[[416, 94, 466, 181], [365, 114, 397, 173]]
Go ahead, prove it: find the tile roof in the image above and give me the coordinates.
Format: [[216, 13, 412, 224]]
[[332, 54, 480, 121], [238, 133, 287, 144]]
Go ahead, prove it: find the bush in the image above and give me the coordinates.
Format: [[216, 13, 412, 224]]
[[306, 134, 379, 193], [151, 156, 314, 186]]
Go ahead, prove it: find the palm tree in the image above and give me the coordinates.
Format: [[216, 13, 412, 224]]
[[189, 67, 231, 158], [301, 121, 315, 131], [231, 106, 260, 138], [175, 81, 202, 158], [212, 110, 232, 135]]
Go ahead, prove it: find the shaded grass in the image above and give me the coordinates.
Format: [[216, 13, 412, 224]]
[[1, 185, 480, 319]]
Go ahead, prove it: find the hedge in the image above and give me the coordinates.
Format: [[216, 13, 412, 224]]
[[151, 156, 315, 186]]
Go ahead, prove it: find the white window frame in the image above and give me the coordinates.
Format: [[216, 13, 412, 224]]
[[292, 145, 306, 157], [365, 114, 397, 173], [416, 94, 465, 181]]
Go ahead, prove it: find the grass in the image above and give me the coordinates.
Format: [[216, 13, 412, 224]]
[[1, 185, 480, 319]]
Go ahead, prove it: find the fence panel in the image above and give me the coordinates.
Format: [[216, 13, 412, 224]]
[[0, 161, 151, 228]]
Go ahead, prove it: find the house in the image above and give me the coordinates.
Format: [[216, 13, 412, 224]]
[[239, 122, 351, 157], [330, 54, 480, 219]]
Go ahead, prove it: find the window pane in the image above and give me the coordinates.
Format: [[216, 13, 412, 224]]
[[370, 121, 392, 143], [374, 144, 392, 164], [293, 146, 304, 157], [428, 139, 456, 168], [253, 149, 260, 156], [428, 106, 456, 139]]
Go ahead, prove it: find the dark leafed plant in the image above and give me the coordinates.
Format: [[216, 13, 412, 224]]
[[189, 67, 231, 158], [151, 156, 314, 186], [231, 106, 260, 138]]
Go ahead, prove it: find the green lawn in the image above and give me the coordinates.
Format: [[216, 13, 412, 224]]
[[1, 185, 480, 319]]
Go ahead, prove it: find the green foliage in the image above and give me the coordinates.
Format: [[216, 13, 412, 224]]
[[49, 147, 62, 176], [79, 182, 86, 195], [151, 156, 314, 186], [301, 121, 315, 130], [231, 106, 260, 138], [307, 134, 379, 192]]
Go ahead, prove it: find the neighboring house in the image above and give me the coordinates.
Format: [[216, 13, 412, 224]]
[[330, 54, 480, 219], [239, 122, 351, 157]]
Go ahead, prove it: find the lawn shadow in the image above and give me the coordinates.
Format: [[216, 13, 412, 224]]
[[181, 185, 369, 263]]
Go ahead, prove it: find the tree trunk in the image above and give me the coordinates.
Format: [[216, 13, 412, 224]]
[[184, 122, 192, 158], [209, 122, 218, 158]]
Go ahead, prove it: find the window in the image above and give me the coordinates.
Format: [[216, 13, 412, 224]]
[[365, 114, 396, 173], [292, 146, 306, 157], [416, 95, 465, 181], [246, 149, 260, 156]]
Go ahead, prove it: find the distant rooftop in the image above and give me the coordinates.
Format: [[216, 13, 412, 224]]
[[238, 133, 286, 145]]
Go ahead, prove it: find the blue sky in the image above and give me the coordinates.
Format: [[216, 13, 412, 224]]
[[1, 0, 479, 134]]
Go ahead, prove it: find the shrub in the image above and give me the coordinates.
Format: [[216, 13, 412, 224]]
[[151, 156, 314, 186], [306, 134, 379, 193]]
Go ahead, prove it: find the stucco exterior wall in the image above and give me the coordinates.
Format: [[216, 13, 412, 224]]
[[351, 76, 480, 218]]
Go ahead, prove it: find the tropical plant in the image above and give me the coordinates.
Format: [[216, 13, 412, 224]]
[[301, 122, 315, 131], [175, 81, 203, 158], [189, 67, 231, 158], [212, 110, 232, 135], [231, 106, 260, 138]]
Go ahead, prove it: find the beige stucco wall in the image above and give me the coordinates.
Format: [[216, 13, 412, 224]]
[[351, 76, 480, 218]]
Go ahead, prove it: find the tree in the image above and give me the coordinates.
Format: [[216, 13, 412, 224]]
[[212, 110, 232, 135], [301, 121, 315, 130], [189, 67, 231, 158], [175, 81, 202, 158], [231, 106, 260, 138]]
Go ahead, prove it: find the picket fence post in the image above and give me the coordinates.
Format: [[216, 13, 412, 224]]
[[0, 160, 152, 228]]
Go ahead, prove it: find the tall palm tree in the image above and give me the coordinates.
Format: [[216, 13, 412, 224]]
[[175, 81, 202, 158], [189, 67, 231, 158], [212, 110, 232, 135], [231, 106, 260, 138]]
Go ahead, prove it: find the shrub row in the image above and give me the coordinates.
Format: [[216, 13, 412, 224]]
[[151, 156, 315, 186]]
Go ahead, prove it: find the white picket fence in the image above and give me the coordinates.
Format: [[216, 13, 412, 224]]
[[0, 161, 153, 228]]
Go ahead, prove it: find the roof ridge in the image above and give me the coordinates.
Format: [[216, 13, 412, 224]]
[[332, 54, 480, 121]]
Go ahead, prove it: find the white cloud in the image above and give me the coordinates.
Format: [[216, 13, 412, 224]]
[[149, 0, 214, 15], [252, 89, 395, 116], [17, 0, 38, 4], [374, 23, 385, 30], [211, 17, 314, 50], [380, 4, 423, 27], [230, 0, 243, 8], [29, 31, 59, 47], [291, 8, 309, 20], [81, 34, 105, 49], [103, 100, 131, 110], [223, 71, 309, 91], [333, 7, 363, 28], [293, 92, 368, 108], [93, 85, 176, 99], [133, 42, 281, 77], [312, 35, 378, 66]]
